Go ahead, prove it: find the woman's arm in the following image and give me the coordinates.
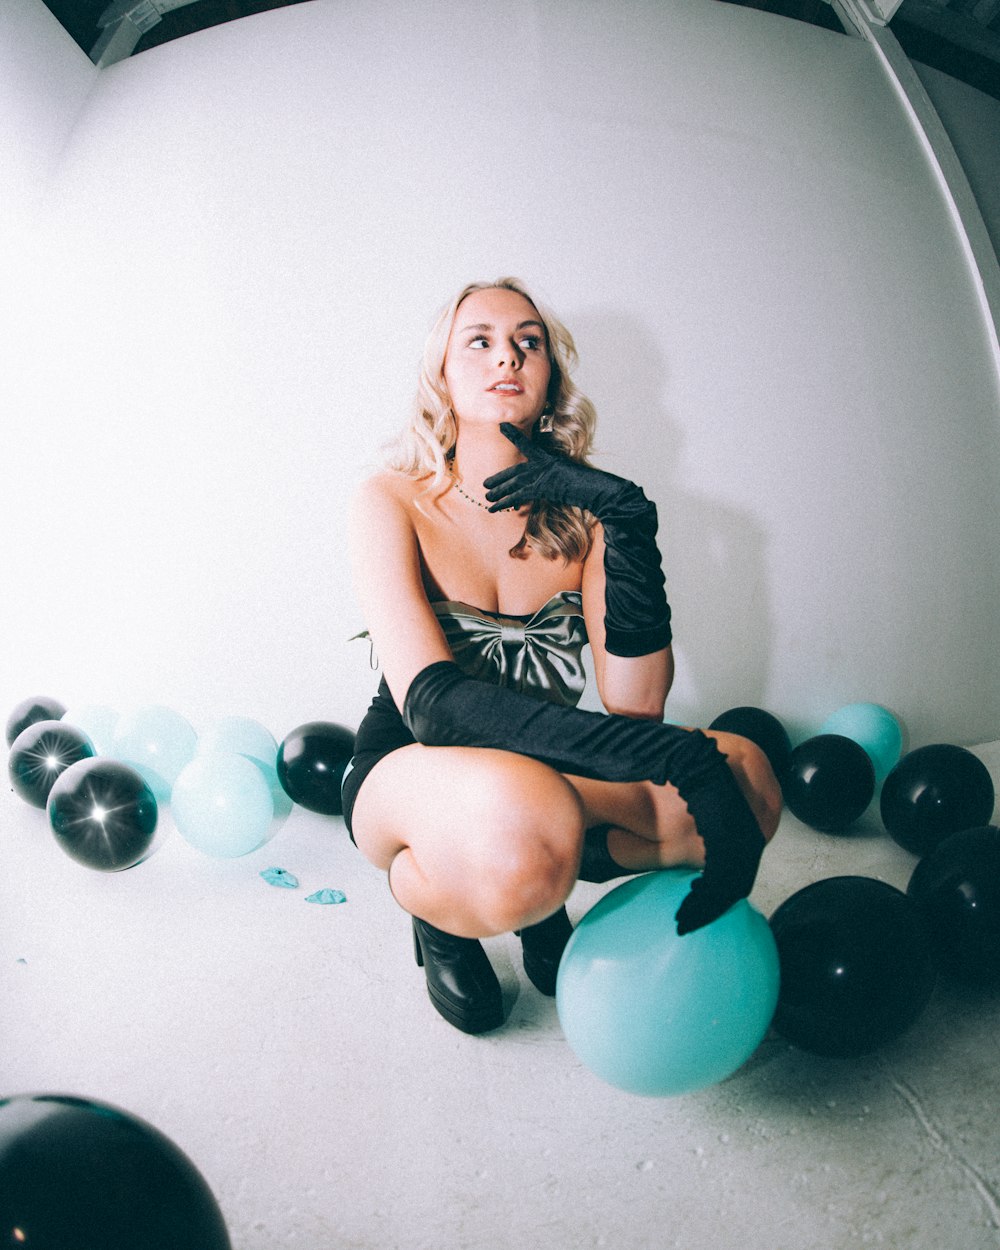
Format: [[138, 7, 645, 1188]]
[[348, 473, 453, 706], [483, 424, 673, 717], [402, 653, 765, 935], [582, 522, 674, 720]]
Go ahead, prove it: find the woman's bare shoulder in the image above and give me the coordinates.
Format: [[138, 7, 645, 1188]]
[[350, 471, 446, 546], [352, 469, 417, 517], [354, 468, 435, 506]]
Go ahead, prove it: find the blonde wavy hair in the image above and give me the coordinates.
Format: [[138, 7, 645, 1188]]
[[388, 277, 598, 562]]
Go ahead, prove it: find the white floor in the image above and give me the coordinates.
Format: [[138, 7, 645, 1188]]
[[3, 744, 1000, 1250]]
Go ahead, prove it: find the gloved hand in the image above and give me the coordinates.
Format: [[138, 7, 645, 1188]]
[[671, 748, 767, 935], [484, 423, 672, 658], [483, 423, 645, 519]]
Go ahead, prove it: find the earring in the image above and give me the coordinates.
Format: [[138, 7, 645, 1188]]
[[538, 405, 554, 434]]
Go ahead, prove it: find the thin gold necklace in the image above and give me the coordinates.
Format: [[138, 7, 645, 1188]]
[[449, 463, 510, 512]]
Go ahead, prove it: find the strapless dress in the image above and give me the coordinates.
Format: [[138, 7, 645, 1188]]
[[341, 592, 588, 837]]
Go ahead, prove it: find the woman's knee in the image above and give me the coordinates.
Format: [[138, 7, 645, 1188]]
[[467, 765, 585, 929], [367, 748, 584, 933]]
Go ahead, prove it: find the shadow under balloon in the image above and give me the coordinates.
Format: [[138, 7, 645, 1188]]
[[569, 310, 774, 727], [734, 973, 1000, 1112]]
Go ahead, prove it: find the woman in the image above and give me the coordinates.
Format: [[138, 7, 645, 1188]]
[[344, 278, 781, 1035]]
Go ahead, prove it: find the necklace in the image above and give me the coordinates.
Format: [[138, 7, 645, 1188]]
[[449, 464, 510, 512]]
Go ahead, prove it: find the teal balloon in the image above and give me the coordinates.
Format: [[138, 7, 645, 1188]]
[[112, 705, 198, 802], [197, 716, 292, 821], [820, 703, 903, 784], [253, 759, 294, 822], [198, 715, 277, 765], [556, 870, 780, 1097], [171, 751, 274, 857], [61, 704, 120, 756]]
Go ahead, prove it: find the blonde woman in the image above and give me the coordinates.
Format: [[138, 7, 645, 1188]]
[[344, 278, 781, 1035]]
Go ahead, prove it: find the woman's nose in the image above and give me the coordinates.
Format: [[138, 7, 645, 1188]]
[[497, 342, 523, 369]]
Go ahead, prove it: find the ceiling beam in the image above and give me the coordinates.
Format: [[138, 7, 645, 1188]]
[[90, 0, 202, 67], [832, 0, 1000, 374], [850, 0, 906, 23]]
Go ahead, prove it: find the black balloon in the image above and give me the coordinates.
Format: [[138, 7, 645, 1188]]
[[881, 744, 995, 857], [0, 1092, 231, 1249], [5, 695, 67, 747], [769, 876, 937, 1056], [47, 758, 158, 871], [907, 825, 1000, 986], [8, 720, 95, 808], [277, 721, 356, 815], [783, 734, 875, 832], [709, 705, 792, 782]]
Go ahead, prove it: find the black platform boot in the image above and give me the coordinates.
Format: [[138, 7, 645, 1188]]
[[411, 917, 505, 1035], [518, 905, 574, 997]]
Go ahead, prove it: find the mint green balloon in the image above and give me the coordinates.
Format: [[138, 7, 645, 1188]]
[[171, 751, 274, 857], [820, 702, 903, 784], [61, 704, 119, 756], [197, 716, 292, 820], [198, 715, 277, 764], [249, 758, 294, 822], [556, 870, 779, 1097], [112, 705, 198, 802]]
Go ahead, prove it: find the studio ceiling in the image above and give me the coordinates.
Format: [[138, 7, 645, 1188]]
[[40, 0, 1000, 100]]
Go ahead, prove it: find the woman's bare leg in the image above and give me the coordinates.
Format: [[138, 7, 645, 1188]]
[[350, 731, 781, 936], [350, 745, 586, 938], [566, 729, 782, 871]]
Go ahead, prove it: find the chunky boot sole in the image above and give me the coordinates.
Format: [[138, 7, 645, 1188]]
[[412, 920, 505, 1035]]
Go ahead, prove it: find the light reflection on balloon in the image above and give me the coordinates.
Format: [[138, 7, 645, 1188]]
[[47, 758, 158, 871], [8, 720, 95, 809]]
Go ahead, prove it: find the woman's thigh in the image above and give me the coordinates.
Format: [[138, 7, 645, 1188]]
[[350, 743, 586, 874], [564, 728, 781, 848], [350, 743, 590, 934], [350, 727, 779, 886]]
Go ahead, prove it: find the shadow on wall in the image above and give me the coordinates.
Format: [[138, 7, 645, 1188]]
[[573, 311, 773, 727]]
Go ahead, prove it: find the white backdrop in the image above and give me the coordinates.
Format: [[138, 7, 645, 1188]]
[[3, 0, 999, 750]]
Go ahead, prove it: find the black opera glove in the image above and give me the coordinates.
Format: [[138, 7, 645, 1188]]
[[402, 660, 766, 935], [671, 758, 768, 936], [484, 423, 671, 657], [484, 422, 647, 517]]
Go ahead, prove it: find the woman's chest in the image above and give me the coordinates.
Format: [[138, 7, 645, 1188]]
[[410, 504, 583, 614]]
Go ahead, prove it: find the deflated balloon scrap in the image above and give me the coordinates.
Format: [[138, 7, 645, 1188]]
[[260, 866, 299, 889], [258, 869, 345, 902], [305, 888, 347, 905]]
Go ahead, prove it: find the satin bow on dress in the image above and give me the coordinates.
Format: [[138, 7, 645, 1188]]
[[431, 591, 588, 709]]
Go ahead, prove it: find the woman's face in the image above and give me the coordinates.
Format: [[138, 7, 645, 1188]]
[[442, 287, 552, 432]]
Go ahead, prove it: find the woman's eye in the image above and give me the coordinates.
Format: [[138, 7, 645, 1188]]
[[519, 336, 541, 350], [469, 336, 489, 349]]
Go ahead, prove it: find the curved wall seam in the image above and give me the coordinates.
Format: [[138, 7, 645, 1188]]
[[833, 0, 1000, 393]]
